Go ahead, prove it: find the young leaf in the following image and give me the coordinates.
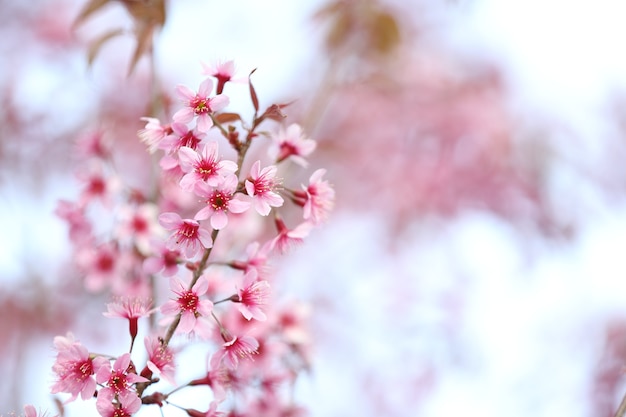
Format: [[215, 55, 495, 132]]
[[248, 68, 259, 113]]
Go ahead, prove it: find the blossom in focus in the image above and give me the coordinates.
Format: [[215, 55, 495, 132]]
[[160, 275, 214, 337], [50, 333, 108, 402], [194, 174, 251, 230], [159, 122, 206, 155], [144, 336, 176, 384], [268, 123, 316, 166], [245, 160, 284, 216], [95, 390, 142, 417], [173, 78, 229, 132], [178, 143, 237, 192], [159, 212, 213, 258], [96, 353, 149, 398], [103, 297, 154, 349]]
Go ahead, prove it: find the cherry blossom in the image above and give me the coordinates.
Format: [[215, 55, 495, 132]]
[[211, 334, 259, 370], [103, 297, 154, 350], [138, 117, 171, 153], [268, 123, 316, 166], [173, 78, 229, 132], [178, 143, 237, 192], [292, 168, 335, 225], [235, 269, 270, 321], [160, 275, 214, 337], [201, 59, 246, 94], [96, 353, 149, 398], [159, 212, 213, 258], [159, 122, 206, 155], [143, 336, 176, 384], [270, 217, 313, 254], [194, 174, 251, 230], [95, 390, 141, 417], [244, 160, 283, 216], [50, 334, 108, 402], [143, 241, 181, 277]]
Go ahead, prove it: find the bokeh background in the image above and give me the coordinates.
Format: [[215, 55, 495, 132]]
[[3, 0, 626, 416]]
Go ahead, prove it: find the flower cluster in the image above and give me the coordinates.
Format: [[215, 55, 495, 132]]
[[50, 60, 334, 417]]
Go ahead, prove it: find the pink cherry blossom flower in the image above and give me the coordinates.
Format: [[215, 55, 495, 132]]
[[143, 241, 181, 277], [178, 142, 238, 192], [50, 333, 108, 402], [229, 241, 272, 274], [115, 203, 161, 254], [270, 217, 313, 254], [103, 297, 154, 351], [76, 163, 120, 207], [75, 129, 111, 159], [268, 123, 316, 166], [55, 199, 92, 245], [96, 353, 149, 398], [211, 334, 259, 370], [143, 336, 176, 384], [235, 269, 270, 321], [138, 117, 171, 153], [201, 59, 246, 94], [76, 242, 121, 292], [194, 175, 251, 230], [159, 122, 206, 155], [173, 78, 229, 132], [159, 212, 213, 259], [244, 160, 283, 216], [292, 169, 335, 225], [160, 275, 214, 336], [95, 390, 141, 417]]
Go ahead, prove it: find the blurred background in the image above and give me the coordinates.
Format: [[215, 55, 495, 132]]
[[3, 0, 626, 416]]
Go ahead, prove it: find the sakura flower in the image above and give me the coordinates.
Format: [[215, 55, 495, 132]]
[[143, 336, 176, 384], [75, 129, 111, 159], [173, 78, 229, 132], [55, 199, 92, 245], [50, 333, 108, 402], [211, 334, 259, 370], [103, 297, 154, 351], [96, 353, 149, 398], [291, 169, 335, 225], [270, 217, 313, 254], [76, 242, 121, 292], [159, 212, 213, 259], [268, 123, 316, 166], [235, 269, 270, 321], [194, 174, 251, 230], [159, 122, 206, 155], [115, 203, 161, 254], [160, 275, 214, 337], [201, 59, 246, 94], [229, 240, 272, 274], [244, 160, 283, 216], [76, 163, 120, 207], [138, 117, 171, 153], [143, 241, 181, 277], [178, 142, 237, 192], [96, 389, 141, 417]]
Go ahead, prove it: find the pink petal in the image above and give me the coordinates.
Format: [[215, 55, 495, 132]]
[[210, 211, 228, 230]]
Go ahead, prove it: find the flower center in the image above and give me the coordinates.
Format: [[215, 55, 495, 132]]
[[209, 192, 229, 211], [179, 290, 199, 312], [176, 222, 198, 243], [179, 131, 201, 150], [191, 97, 211, 115]]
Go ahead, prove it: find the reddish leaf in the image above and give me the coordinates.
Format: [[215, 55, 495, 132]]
[[215, 112, 242, 124], [249, 68, 259, 113]]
